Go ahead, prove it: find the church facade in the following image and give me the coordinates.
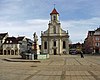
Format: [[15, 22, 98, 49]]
[[41, 8, 69, 55]]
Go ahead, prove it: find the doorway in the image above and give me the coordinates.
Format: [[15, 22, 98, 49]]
[[95, 48, 99, 53], [54, 49, 57, 55]]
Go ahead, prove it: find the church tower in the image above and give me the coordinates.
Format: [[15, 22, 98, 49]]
[[50, 8, 59, 21], [41, 8, 69, 55]]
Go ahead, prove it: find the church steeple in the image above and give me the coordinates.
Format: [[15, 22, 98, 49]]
[[50, 7, 59, 21], [50, 8, 59, 15]]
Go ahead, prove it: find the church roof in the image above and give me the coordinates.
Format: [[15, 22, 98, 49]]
[[50, 8, 59, 15]]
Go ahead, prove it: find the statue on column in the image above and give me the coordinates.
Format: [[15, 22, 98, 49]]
[[33, 32, 40, 54], [34, 32, 38, 43]]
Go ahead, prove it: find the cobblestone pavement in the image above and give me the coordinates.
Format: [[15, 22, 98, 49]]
[[0, 55, 100, 80]]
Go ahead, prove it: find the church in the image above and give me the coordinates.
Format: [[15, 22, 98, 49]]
[[41, 8, 69, 55]]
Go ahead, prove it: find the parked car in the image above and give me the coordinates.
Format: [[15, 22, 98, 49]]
[[69, 49, 77, 55]]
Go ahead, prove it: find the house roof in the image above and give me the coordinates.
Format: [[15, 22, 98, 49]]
[[4, 37, 18, 44], [50, 8, 59, 15], [88, 31, 95, 34], [95, 27, 100, 31], [0, 33, 8, 40], [17, 36, 25, 41]]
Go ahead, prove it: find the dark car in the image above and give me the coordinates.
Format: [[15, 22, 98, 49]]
[[69, 49, 77, 55]]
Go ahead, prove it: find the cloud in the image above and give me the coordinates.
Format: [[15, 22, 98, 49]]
[[0, 17, 100, 44], [0, 19, 48, 43], [61, 17, 100, 43]]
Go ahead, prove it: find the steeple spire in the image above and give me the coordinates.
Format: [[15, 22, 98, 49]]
[[54, 4, 55, 8], [50, 5, 59, 21], [50, 5, 59, 15]]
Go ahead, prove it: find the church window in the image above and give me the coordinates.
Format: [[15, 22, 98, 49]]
[[63, 41, 66, 49], [54, 41, 56, 46], [53, 16, 56, 20], [44, 41, 47, 49]]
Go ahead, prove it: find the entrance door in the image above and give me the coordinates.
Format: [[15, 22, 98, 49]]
[[54, 49, 57, 55], [95, 48, 99, 53]]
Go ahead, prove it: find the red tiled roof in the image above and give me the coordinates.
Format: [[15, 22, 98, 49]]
[[50, 8, 59, 15]]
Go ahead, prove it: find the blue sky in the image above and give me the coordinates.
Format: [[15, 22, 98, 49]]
[[0, 0, 100, 44]]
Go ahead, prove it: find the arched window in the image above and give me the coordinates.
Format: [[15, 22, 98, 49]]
[[53, 16, 56, 20], [4, 50, 6, 55], [63, 41, 66, 49], [11, 50, 14, 55], [44, 41, 47, 49], [8, 50, 10, 55]]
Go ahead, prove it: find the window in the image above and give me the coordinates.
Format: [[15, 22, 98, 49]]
[[4, 50, 6, 55], [44, 41, 47, 49], [95, 37, 99, 41], [53, 16, 56, 20], [95, 42, 100, 47], [11, 50, 14, 55], [54, 41, 56, 46], [6, 41, 9, 43], [10, 41, 12, 43], [63, 41, 66, 49]]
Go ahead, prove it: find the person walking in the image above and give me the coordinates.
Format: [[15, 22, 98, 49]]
[[80, 51, 84, 58]]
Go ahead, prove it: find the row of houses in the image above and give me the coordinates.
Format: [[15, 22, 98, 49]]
[[0, 33, 33, 55], [69, 27, 100, 54], [83, 27, 100, 54]]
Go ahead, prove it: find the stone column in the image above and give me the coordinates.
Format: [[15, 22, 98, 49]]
[[59, 38, 62, 55], [58, 38, 60, 55], [66, 38, 69, 54], [41, 39, 44, 54], [47, 39, 50, 58], [3, 50, 4, 55]]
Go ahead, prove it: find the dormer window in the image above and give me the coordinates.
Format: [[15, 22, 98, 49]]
[[10, 41, 12, 43], [6, 41, 8, 43]]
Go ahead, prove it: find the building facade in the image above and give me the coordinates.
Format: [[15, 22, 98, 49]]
[[93, 28, 100, 53], [84, 27, 100, 54], [2, 36, 33, 55], [41, 8, 69, 55], [3, 37, 20, 55], [0, 33, 8, 55]]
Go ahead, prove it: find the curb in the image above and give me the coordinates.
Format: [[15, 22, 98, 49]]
[[3, 58, 41, 62]]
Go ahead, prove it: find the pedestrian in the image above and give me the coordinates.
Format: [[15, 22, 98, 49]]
[[80, 51, 84, 58]]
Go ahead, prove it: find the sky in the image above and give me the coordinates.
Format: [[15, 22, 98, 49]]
[[0, 0, 100, 44]]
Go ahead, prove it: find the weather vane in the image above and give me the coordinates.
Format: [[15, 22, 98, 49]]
[[54, 4, 56, 8]]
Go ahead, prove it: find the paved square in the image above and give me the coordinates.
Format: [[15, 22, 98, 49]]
[[0, 55, 100, 80]]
